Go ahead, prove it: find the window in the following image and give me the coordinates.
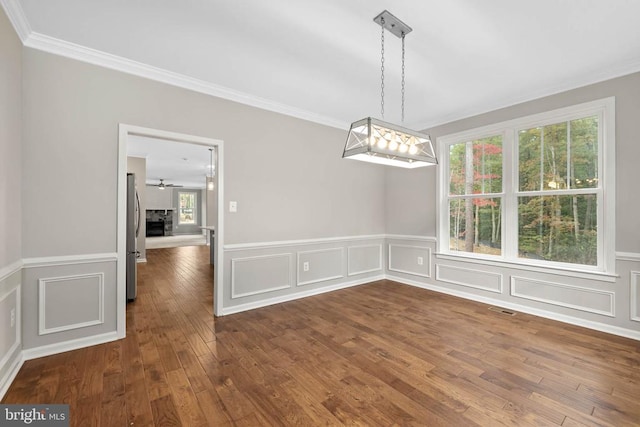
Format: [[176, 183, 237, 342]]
[[178, 192, 197, 225], [439, 98, 615, 272]]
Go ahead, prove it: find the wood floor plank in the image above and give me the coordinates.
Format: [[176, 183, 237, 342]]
[[150, 395, 182, 427], [3, 245, 640, 427]]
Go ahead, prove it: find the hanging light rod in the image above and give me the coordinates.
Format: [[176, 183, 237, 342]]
[[343, 10, 437, 169]]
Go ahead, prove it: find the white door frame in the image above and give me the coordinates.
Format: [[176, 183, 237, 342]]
[[116, 124, 225, 338]]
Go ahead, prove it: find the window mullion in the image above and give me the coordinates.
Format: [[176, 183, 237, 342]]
[[503, 128, 517, 261]]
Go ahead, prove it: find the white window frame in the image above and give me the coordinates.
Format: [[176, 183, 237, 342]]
[[178, 191, 198, 225], [437, 97, 616, 276]]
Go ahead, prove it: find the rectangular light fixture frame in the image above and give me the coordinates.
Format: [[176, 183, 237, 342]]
[[342, 117, 438, 169]]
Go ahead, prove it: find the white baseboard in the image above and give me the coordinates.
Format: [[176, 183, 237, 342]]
[[0, 351, 24, 400], [220, 275, 385, 316], [387, 274, 640, 342], [21, 331, 120, 361]]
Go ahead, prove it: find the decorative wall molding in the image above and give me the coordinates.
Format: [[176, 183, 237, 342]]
[[386, 235, 437, 243], [388, 245, 432, 278], [510, 276, 615, 317], [388, 274, 640, 342], [435, 253, 617, 283], [38, 273, 105, 335], [222, 275, 384, 316], [224, 234, 385, 251], [0, 286, 20, 389], [0, 0, 30, 42], [616, 252, 640, 262], [435, 264, 503, 294], [23, 253, 118, 268], [631, 271, 640, 322], [0, 259, 22, 283], [21, 32, 346, 130], [297, 248, 344, 287], [22, 331, 119, 361], [0, 347, 22, 400], [347, 244, 382, 276], [231, 253, 292, 298]]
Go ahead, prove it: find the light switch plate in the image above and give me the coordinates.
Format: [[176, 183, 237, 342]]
[[229, 201, 237, 212]]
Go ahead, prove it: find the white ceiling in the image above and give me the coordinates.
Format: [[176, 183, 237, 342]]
[[10, 1, 640, 130], [128, 135, 215, 189]]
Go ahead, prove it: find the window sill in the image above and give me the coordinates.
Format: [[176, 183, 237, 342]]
[[435, 252, 618, 283]]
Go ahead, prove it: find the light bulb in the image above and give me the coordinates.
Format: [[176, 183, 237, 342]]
[[409, 145, 418, 155], [369, 136, 376, 146], [207, 180, 214, 191], [377, 138, 387, 149], [399, 144, 408, 153], [388, 140, 399, 151]]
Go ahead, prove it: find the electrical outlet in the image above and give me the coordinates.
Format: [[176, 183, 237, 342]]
[[10, 308, 15, 327], [417, 256, 424, 265], [303, 261, 309, 272]]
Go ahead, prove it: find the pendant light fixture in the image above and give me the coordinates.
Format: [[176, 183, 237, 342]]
[[206, 148, 215, 191], [343, 10, 437, 168]]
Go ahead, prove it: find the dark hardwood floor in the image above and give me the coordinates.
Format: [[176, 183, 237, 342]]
[[3, 245, 640, 426]]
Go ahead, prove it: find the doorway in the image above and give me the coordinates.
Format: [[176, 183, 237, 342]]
[[116, 124, 224, 339]]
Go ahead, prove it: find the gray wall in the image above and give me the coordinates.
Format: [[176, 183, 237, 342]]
[[21, 48, 385, 258], [0, 7, 22, 268], [386, 71, 640, 253], [146, 185, 173, 210], [0, 7, 23, 396]]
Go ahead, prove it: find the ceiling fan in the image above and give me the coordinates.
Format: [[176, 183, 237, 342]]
[[151, 179, 183, 190]]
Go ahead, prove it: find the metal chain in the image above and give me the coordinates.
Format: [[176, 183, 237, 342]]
[[401, 32, 406, 123], [380, 17, 385, 119]]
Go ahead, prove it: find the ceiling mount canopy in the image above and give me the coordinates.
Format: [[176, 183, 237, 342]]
[[343, 10, 437, 168]]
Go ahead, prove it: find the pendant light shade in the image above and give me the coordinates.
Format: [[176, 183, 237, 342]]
[[343, 10, 437, 168], [207, 148, 215, 191], [343, 117, 437, 168]]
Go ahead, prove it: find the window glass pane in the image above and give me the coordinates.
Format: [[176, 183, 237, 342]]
[[519, 123, 570, 191], [449, 197, 502, 255], [543, 122, 568, 190], [179, 192, 196, 224], [449, 136, 502, 195], [570, 116, 598, 189], [519, 127, 542, 191], [520, 118, 598, 192], [518, 194, 597, 265]]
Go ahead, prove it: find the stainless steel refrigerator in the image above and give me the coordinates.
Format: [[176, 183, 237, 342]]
[[126, 173, 140, 301]]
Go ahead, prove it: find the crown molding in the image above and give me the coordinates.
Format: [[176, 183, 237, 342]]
[[21, 31, 347, 130], [413, 56, 640, 131], [0, 0, 31, 42]]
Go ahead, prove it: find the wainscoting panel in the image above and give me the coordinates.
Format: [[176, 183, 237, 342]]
[[435, 264, 502, 293], [348, 245, 382, 276], [388, 245, 431, 278], [0, 285, 20, 383], [0, 265, 21, 400], [231, 253, 293, 298], [511, 276, 614, 317], [38, 273, 105, 335], [631, 271, 640, 322], [22, 258, 117, 351], [297, 248, 343, 286], [223, 236, 385, 311]]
